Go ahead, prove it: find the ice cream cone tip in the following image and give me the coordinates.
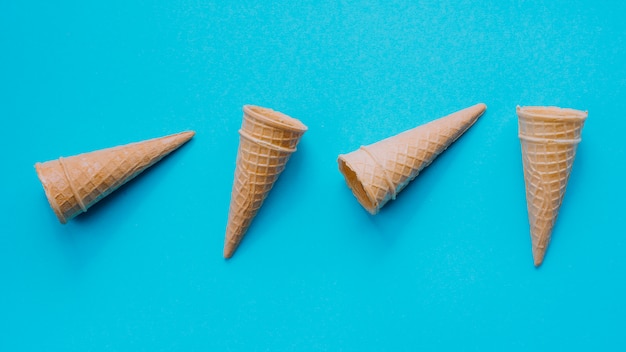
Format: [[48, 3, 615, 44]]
[[224, 242, 236, 259], [475, 102, 487, 112], [167, 130, 195, 143]]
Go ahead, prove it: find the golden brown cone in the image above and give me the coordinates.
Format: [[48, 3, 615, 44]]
[[517, 106, 587, 266], [224, 105, 307, 259], [35, 131, 195, 223], [337, 103, 486, 214]]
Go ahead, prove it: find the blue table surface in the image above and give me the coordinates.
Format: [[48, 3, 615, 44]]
[[1, 1, 625, 351]]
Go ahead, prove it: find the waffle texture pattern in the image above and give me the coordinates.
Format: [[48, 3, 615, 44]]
[[224, 106, 307, 258], [35, 131, 194, 223], [517, 106, 587, 266], [338, 103, 486, 214]]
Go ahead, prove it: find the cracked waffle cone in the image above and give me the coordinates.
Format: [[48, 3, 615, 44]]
[[35, 131, 195, 224], [224, 105, 307, 259], [517, 106, 587, 266], [338, 103, 486, 214]]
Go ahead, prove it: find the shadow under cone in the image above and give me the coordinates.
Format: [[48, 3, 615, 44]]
[[35, 131, 195, 223], [338, 103, 486, 214], [224, 105, 307, 259], [517, 106, 587, 266]]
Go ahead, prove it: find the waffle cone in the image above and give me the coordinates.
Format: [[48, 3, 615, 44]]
[[338, 103, 486, 214], [517, 106, 587, 266], [224, 105, 307, 258], [35, 131, 195, 223]]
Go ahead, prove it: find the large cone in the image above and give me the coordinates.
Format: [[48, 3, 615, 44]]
[[517, 106, 587, 267], [224, 105, 307, 258], [35, 131, 195, 224], [338, 103, 486, 214]]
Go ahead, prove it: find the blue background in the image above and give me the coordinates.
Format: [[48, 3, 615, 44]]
[[1, 1, 625, 350]]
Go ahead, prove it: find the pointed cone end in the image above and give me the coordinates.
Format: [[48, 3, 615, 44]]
[[433, 102, 487, 134], [475, 103, 487, 114], [170, 130, 195, 145], [181, 130, 195, 139], [435, 103, 487, 127], [157, 130, 195, 147], [532, 247, 546, 267], [223, 242, 236, 259], [143, 130, 195, 159], [467, 103, 487, 121]]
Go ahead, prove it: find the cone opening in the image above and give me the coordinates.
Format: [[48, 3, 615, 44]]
[[244, 105, 308, 132], [338, 156, 377, 214], [517, 106, 588, 121], [34, 162, 68, 224]]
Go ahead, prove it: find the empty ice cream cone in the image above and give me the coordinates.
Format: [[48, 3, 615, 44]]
[[338, 103, 486, 214], [224, 105, 307, 259], [517, 106, 587, 267], [35, 131, 195, 223]]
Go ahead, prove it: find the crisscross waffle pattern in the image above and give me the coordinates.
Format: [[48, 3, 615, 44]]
[[518, 106, 587, 266], [224, 106, 307, 258], [35, 131, 194, 223], [338, 103, 486, 214]]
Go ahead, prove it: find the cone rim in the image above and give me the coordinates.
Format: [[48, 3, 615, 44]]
[[517, 106, 588, 121], [337, 155, 378, 215], [34, 162, 68, 224], [243, 105, 308, 132]]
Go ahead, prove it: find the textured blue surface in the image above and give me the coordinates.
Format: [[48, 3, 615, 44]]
[[1, 1, 625, 350]]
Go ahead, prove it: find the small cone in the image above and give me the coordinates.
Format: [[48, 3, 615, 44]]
[[517, 106, 587, 266], [35, 131, 195, 224], [224, 105, 307, 258], [338, 103, 486, 214]]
